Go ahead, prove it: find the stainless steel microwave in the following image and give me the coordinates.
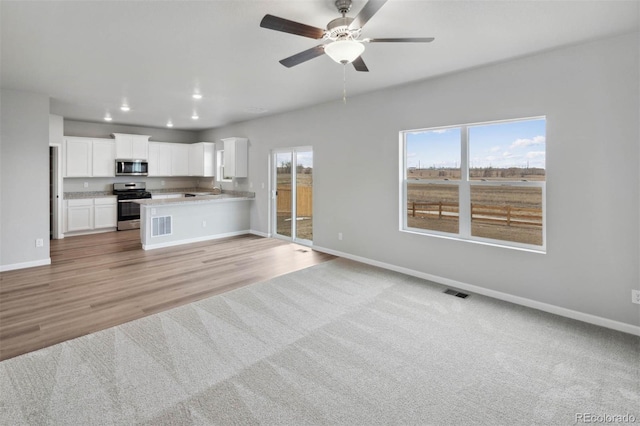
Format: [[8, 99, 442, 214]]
[[115, 159, 148, 176]]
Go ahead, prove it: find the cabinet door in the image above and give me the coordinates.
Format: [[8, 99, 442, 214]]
[[131, 138, 149, 160], [157, 143, 172, 176], [94, 198, 117, 228], [171, 144, 189, 176], [67, 199, 93, 232], [65, 138, 92, 177], [149, 142, 172, 176], [189, 144, 204, 176], [201, 142, 215, 177], [222, 138, 248, 178], [115, 138, 132, 159], [92, 139, 115, 177]]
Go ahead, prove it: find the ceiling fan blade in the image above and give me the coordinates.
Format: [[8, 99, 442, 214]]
[[366, 37, 435, 43], [260, 14, 325, 39], [352, 56, 369, 72], [279, 45, 326, 68], [349, 0, 388, 30]]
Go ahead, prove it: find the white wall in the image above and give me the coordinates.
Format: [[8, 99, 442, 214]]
[[1, 89, 51, 269], [199, 33, 640, 329]]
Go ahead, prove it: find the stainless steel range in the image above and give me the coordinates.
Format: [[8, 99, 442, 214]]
[[113, 182, 152, 231]]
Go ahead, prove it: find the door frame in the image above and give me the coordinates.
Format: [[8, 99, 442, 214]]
[[49, 143, 64, 239], [270, 146, 313, 246]]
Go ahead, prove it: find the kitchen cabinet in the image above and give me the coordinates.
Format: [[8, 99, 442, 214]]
[[92, 139, 116, 177], [221, 137, 248, 178], [64, 137, 115, 177], [66, 199, 93, 232], [94, 197, 117, 228], [64, 197, 117, 234], [148, 142, 172, 177], [189, 142, 216, 177], [65, 137, 92, 177], [171, 144, 190, 176], [112, 133, 150, 160]]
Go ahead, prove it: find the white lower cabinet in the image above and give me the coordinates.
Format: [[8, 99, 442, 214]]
[[65, 197, 117, 234], [94, 197, 117, 228], [66, 199, 93, 232]]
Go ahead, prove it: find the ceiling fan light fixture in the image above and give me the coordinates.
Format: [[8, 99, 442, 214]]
[[324, 40, 364, 64]]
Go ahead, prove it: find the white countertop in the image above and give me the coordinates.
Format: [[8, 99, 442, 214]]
[[135, 194, 253, 206]]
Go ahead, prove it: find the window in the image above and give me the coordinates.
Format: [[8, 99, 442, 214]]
[[216, 150, 230, 182], [401, 117, 546, 251]]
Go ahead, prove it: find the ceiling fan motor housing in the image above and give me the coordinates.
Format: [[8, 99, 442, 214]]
[[335, 0, 352, 15], [327, 17, 357, 40]]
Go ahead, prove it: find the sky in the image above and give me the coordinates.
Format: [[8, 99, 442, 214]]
[[276, 151, 313, 168], [406, 118, 546, 169]]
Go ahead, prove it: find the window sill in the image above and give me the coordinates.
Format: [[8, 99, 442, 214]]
[[401, 228, 546, 254]]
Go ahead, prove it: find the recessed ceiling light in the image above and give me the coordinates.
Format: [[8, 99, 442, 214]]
[[120, 105, 130, 112], [104, 115, 112, 121], [191, 114, 199, 120], [166, 121, 173, 127], [192, 93, 203, 100]]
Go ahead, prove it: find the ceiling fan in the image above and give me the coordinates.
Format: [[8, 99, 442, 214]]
[[260, 0, 435, 72]]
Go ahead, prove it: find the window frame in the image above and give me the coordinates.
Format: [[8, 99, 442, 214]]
[[216, 149, 231, 182], [400, 117, 546, 253]]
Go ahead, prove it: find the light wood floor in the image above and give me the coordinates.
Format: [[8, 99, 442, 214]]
[[0, 231, 334, 361]]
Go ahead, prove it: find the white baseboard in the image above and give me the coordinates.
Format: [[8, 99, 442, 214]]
[[0, 257, 51, 272], [313, 245, 640, 337], [249, 229, 270, 238], [142, 230, 250, 250]]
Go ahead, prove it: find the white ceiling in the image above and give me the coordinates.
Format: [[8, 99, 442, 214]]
[[2, 1, 638, 131]]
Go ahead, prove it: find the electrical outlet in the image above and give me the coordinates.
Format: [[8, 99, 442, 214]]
[[161, 180, 165, 186], [83, 182, 88, 188], [249, 182, 253, 189], [338, 232, 343, 241], [35, 238, 44, 248], [632, 289, 640, 305], [202, 220, 207, 228]]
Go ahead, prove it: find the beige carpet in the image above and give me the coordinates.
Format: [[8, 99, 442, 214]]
[[1, 258, 638, 425]]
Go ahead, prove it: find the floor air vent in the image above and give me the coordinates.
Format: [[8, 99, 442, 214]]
[[152, 216, 172, 237], [444, 289, 469, 299]]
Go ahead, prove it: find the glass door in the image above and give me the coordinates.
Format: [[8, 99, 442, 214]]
[[272, 148, 313, 244]]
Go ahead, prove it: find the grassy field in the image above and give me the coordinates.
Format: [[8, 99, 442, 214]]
[[406, 169, 544, 245]]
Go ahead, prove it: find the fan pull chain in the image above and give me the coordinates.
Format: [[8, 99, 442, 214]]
[[343, 64, 347, 104]]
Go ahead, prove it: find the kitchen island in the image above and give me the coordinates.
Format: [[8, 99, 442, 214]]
[[135, 193, 254, 250]]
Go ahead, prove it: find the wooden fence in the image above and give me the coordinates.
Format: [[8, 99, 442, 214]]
[[277, 186, 313, 217], [409, 202, 542, 226]]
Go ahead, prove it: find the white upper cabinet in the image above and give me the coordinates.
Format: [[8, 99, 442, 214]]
[[189, 142, 216, 177], [221, 137, 248, 178], [112, 133, 150, 160], [171, 143, 190, 176], [65, 137, 92, 177], [64, 137, 115, 177], [148, 142, 172, 177], [92, 139, 115, 177]]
